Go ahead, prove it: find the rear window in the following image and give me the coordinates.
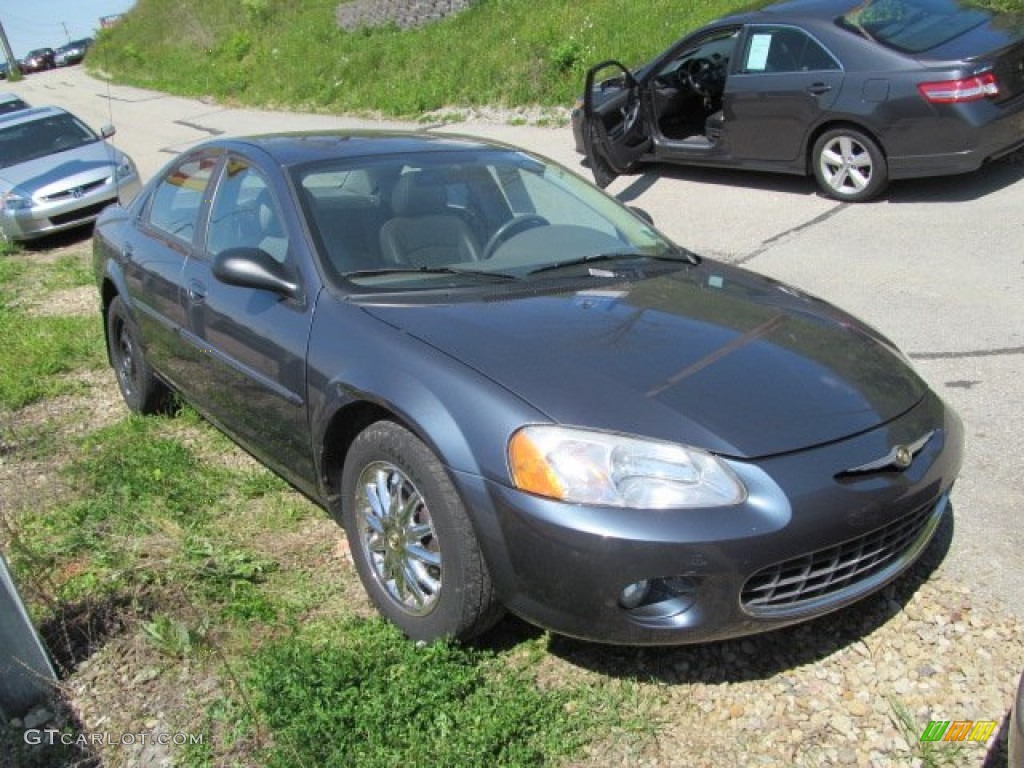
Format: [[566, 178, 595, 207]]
[[837, 0, 991, 53]]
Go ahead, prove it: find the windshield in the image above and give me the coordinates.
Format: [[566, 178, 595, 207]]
[[837, 0, 991, 53], [293, 148, 678, 290], [0, 113, 99, 168]]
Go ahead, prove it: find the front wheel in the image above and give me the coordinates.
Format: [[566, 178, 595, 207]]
[[341, 421, 502, 642], [812, 128, 888, 202]]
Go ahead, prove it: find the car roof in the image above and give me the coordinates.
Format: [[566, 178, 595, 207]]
[[206, 131, 522, 168]]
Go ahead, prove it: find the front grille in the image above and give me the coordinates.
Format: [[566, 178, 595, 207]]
[[48, 199, 116, 227], [42, 178, 108, 203], [741, 496, 946, 618]]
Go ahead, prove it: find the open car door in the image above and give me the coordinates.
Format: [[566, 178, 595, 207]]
[[582, 61, 651, 188]]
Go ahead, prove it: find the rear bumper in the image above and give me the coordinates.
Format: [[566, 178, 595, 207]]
[[888, 96, 1024, 179]]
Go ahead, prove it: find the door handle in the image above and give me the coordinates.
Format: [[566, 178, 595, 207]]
[[806, 83, 833, 96], [187, 279, 207, 303]]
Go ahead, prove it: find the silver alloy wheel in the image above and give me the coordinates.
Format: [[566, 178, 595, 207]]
[[818, 134, 874, 196], [355, 461, 442, 616]]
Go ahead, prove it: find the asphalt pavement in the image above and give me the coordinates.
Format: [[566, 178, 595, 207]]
[[12, 67, 1023, 621]]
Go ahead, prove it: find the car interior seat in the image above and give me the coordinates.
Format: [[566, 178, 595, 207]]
[[379, 171, 481, 267]]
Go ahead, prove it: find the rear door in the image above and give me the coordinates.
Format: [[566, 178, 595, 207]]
[[122, 149, 221, 386], [723, 25, 844, 163], [582, 61, 651, 188]]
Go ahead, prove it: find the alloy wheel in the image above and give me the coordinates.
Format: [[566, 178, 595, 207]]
[[355, 461, 442, 616]]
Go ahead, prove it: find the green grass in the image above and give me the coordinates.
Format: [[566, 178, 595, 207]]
[[0, 253, 105, 409], [248, 619, 616, 768], [89, 0, 740, 115], [0, 311, 105, 409]]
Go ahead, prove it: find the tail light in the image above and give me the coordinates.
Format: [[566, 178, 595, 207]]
[[918, 72, 999, 103]]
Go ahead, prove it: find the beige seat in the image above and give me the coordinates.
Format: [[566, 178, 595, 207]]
[[379, 172, 480, 267]]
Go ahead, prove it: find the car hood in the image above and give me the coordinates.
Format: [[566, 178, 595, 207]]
[[361, 264, 928, 459], [0, 141, 124, 195]]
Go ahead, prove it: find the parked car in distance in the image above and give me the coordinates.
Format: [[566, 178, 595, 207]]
[[0, 93, 29, 115], [20, 48, 56, 73], [574, 0, 1024, 201], [55, 38, 93, 67], [93, 131, 963, 645], [0, 106, 140, 242]]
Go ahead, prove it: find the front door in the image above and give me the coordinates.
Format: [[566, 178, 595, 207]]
[[180, 155, 318, 490], [582, 61, 651, 188]]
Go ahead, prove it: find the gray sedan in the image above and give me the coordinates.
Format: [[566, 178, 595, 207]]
[[93, 132, 963, 645], [0, 106, 140, 242], [576, 0, 1024, 201]]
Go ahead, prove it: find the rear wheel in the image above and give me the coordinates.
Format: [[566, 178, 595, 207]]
[[341, 421, 502, 642], [812, 127, 888, 202], [106, 296, 168, 414]]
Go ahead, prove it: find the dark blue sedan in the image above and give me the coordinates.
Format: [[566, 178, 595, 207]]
[[93, 132, 963, 644]]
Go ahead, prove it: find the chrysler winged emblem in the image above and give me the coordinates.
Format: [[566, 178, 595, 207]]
[[840, 431, 934, 476]]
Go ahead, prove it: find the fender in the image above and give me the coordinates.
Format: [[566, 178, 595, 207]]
[[306, 299, 548, 502]]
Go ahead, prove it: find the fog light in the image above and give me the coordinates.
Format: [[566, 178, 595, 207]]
[[619, 580, 651, 610]]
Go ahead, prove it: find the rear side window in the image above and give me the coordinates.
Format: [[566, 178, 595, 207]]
[[742, 27, 840, 73], [147, 154, 219, 243], [837, 0, 991, 53]]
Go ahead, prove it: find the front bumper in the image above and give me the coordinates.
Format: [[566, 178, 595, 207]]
[[458, 390, 963, 645], [1, 174, 141, 242]]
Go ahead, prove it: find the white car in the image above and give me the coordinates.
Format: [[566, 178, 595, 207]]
[[0, 106, 140, 242]]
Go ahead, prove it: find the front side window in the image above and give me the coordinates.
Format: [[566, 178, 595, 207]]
[[147, 153, 218, 244], [207, 159, 289, 262]]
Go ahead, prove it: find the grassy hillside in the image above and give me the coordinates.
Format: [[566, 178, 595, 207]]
[[87, 0, 747, 116], [87, 0, 1024, 118]]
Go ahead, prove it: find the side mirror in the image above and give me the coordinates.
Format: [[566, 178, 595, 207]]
[[100, 124, 116, 139], [212, 247, 300, 298]]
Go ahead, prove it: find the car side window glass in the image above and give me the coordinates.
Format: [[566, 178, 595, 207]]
[[207, 159, 289, 263], [148, 154, 218, 243], [743, 28, 839, 73]]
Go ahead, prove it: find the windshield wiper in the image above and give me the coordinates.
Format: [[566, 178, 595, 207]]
[[344, 266, 518, 281], [527, 249, 699, 276]]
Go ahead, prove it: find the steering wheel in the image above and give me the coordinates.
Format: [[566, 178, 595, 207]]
[[611, 94, 642, 140], [482, 215, 550, 259], [680, 58, 714, 97]]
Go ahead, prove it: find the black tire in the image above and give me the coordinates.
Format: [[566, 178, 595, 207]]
[[811, 127, 888, 202], [341, 421, 502, 642], [106, 296, 168, 414]]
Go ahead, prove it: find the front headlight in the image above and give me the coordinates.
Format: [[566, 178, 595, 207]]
[[1, 190, 33, 211], [114, 155, 137, 182], [508, 425, 746, 509]]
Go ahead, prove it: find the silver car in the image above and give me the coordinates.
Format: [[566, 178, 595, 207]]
[[0, 106, 140, 242]]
